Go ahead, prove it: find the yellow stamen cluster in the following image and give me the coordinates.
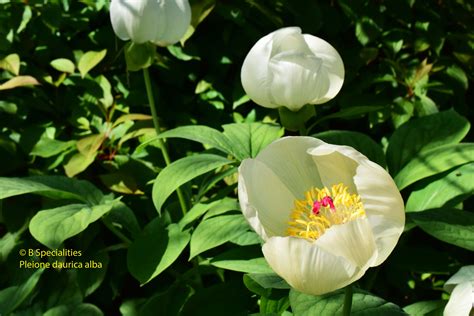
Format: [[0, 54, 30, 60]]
[[287, 183, 366, 241]]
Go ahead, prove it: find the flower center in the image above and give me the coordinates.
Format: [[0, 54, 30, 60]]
[[287, 183, 366, 241]]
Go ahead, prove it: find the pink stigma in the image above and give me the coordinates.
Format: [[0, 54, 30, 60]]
[[312, 196, 336, 214], [321, 196, 335, 212], [312, 201, 321, 214]]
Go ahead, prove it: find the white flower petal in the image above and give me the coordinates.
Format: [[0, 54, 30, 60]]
[[315, 218, 377, 269], [263, 236, 364, 295], [304, 34, 345, 104], [110, 0, 133, 41], [152, 0, 191, 46], [353, 161, 405, 265], [256, 137, 325, 198], [307, 143, 359, 193], [308, 143, 405, 266], [241, 26, 344, 110], [268, 52, 325, 110], [445, 266, 474, 292], [444, 281, 473, 316], [109, 0, 191, 45], [241, 33, 274, 108], [239, 158, 296, 239]]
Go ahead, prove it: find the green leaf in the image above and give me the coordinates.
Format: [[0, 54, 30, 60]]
[[189, 214, 249, 259], [44, 303, 104, 316], [31, 138, 75, 158], [0, 269, 44, 315], [313, 130, 386, 167], [406, 163, 474, 212], [0, 231, 20, 262], [64, 152, 97, 177], [155, 125, 233, 155], [50, 58, 75, 73], [77, 251, 109, 297], [127, 221, 190, 284], [403, 300, 446, 316], [248, 273, 290, 290], [0, 176, 102, 204], [290, 288, 407, 315], [314, 106, 384, 126], [210, 246, 273, 274], [387, 110, 470, 175], [355, 16, 381, 45], [394, 143, 474, 189], [152, 154, 232, 214], [0, 75, 39, 90], [0, 53, 20, 75], [29, 201, 116, 249], [155, 123, 283, 161], [78, 49, 107, 78], [221, 123, 284, 160], [409, 208, 474, 251]]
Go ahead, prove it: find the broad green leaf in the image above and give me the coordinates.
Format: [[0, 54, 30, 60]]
[[403, 300, 446, 316], [44, 303, 103, 316], [29, 201, 116, 249], [31, 138, 75, 158], [0, 76, 39, 90], [76, 134, 105, 156], [50, 58, 75, 73], [152, 154, 232, 214], [210, 246, 272, 273], [0, 269, 44, 315], [155, 123, 283, 161], [313, 130, 386, 167], [127, 220, 190, 284], [387, 110, 470, 175], [179, 200, 221, 229], [290, 288, 407, 316], [139, 285, 192, 316], [77, 251, 109, 297], [222, 123, 284, 160], [248, 273, 290, 290], [314, 106, 384, 126], [202, 197, 240, 220], [0, 53, 20, 75], [106, 201, 141, 239], [78, 49, 107, 78], [0, 176, 102, 204], [0, 231, 20, 262], [189, 214, 249, 259], [406, 163, 474, 212], [394, 143, 474, 189], [64, 152, 97, 177], [155, 125, 233, 155], [355, 16, 381, 45], [409, 208, 474, 251]]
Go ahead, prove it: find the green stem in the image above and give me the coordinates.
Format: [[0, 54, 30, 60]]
[[342, 284, 353, 316], [143, 67, 188, 215]]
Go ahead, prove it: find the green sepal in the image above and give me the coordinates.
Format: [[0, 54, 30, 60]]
[[278, 105, 315, 132], [124, 42, 156, 72]]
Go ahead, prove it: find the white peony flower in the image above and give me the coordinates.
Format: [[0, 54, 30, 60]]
[[241, 27, 344, 111], [238, 136, 405, 295], [109, 0, 191, 46], [444, 266, 474, 316]]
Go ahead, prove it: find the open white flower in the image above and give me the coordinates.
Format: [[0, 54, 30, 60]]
[[109, 0, 191, 46], [241, 27, 344, 111], [238, 136, 405, 295], [444, 266, 474, 316]]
